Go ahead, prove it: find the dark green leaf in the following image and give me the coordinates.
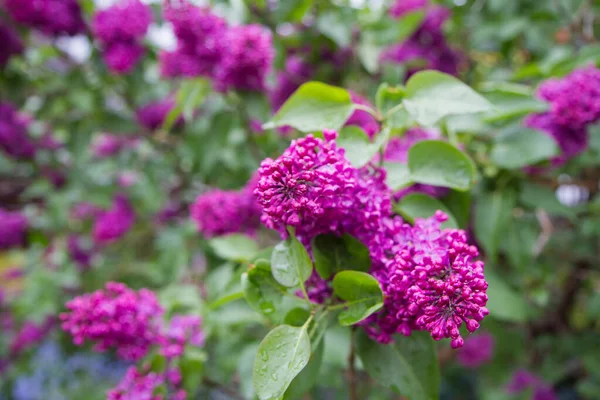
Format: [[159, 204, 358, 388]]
[[271, 233, 313, 287], [403, 71, 494, 126], [253, 325, 311, 400], [332, 271, 383, 326], [312, 233, 371, 280], [209, 233, 258, 262], [263, 82, 353, 132], [394, 193, 458, 229], [356, 330, 440, 400], [474, 189, 517, 262], [490, 127, 559, 169], [442, 190, 471, 229], [408, 140, 476, 191], [180, 347, 206, 395]]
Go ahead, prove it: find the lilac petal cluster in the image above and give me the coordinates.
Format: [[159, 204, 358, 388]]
[[0, 102, 37, 159], [383, 0, 463, 77], [4, 0, 85, 36], [383, 128, 448, 200], [366, 211, 488, 348], [160, 315, 205, 358], [9, 317, 55, 356], [107, 366, 165, 400], [191, 176, 261, 238], [60, 282, 164, 361], [507, 370, 557, 400], [71, 202, 104, 220], [0, 208, 28, 249], [92, 0, 152, 74], [304, 271, 332, 304], [67, 235, 94, 270], [90, 133, 136, 158], [161, 0, 227, 78], [136, 98, 183, 131], [0, 22, 23, 68], [215, 24, 274, 92], [456, 332, 495, 368], [255, 130, 391, 241], [270, 55, 313, 112], [345, 92, 380, 139], [92, 195, 136, 244], [525, 66, 600, 163]]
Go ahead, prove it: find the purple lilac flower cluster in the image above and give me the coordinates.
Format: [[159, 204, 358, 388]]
[[90, 133, 138, 158], [384, 128, 448, 200], [9, 317, 55, 356], [525, 66, 600, 164], [60, 282, 164, 361], [0, 102, 37, 160], [92, 195, 136, 244], [160, 315, 205, 358], [507, 370, 558, 400], [0, 208, 28, 249], [255, 130, 390, 244], [382, 0, 464, 77], [0, 22, 23, 68], [107, 366, 186, 400], [92, 0, 153, 74], [136, 98, 184, 131], [191, 176, 261, 238], [4, 0, 85, 37], [161, 0, 273, 92], [254, 131, 488, 347], [456, 332, 495, 368]]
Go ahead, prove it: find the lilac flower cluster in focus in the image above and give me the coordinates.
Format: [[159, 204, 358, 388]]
[[525, 66, 600, 163], [93, 0, 152, 74], [60, 282, 164, 361], [4, 0, 86, 37], [161, 1, 273, 92], [191, 176, 261, 238], [0, 208, 28, 249]]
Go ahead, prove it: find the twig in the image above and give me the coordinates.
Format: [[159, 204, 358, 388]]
[[348, 328, 358, 400], [532, 209, 553, 257]]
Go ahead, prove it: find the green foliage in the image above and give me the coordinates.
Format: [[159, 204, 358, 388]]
[[311, 233, 371, 280], [332, 271, 383, 326], [271, 231, 313, 288], [394, 193, 459, 229]]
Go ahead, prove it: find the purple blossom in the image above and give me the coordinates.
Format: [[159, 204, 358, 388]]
[[389, 0, 427, 17], [270, 55, 313, 111], [71, 202, 104, 220], [215, 24, 274, 92], [107, 366, 165, 400], [365, 211, 488, 348], [161, 1, 227, 78], [9, 317, 55, 356], [456, 332, 495, 368], [507, 370, 557, 400], [0, 208, 28, 249], [92, 195, 135, 244], [160, 315, 205, 358], [0, 22, 23, 68], [0, 102, 37, 159], [90, 133, 133, 158], [136, 98, 183, 131], [304, 272, 332, 304], [67, 235, 94, 269], [60, 282, 164, 361], [345, 92, 380, 138], [93, 0, 152, 74], [4, 0, 86, 36], [384, 128, 448, 200], [117, 170, 139, 188]]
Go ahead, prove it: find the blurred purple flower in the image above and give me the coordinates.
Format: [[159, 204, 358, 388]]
[[0, 208, 28, 249], [136, 98, 183, 131], [0, 22, 23, 68], [92, 195, 135, 244], [4, 0, 86, 36], [0, 102, 37, 159], [457, 332, 495, 368]]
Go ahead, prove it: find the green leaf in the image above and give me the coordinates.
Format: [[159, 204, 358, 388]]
[[263, 82, 353, 132], [312, 233, 371, 280], [180, 347, 206, 394], [485, 269, 529, 322], [209, 234, 258, 262], [163, 79, 209, 131], [394, 193, 458, 229], [275, 0, 314, 22], [284, 340, 324, 400], [474, 189, 516, 262], [253, 325, 311, 400], [490, 127, 559, 169], [317, 11, 353, 47], [332, 271, 383, 326], [408, 140, 476, 191], [519, 183, 575, 219], [338, 126, 382, 168], [442, 190, 471, 229], [482, 90, 548, 123], [356, 330, 440, 400], [383, 162, 413, 191], [242, 260, 289, 317], [403, 71, 494, 126], [271, 233, 313, 287]]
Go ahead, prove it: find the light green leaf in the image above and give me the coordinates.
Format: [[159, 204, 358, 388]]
[[356, 330, 440, 400], [242, 260, 289, 317], [271, 233, 313, 287], [263, 82, 353, 132], [332, 271, 383, 326], [485, 269, 529, 322], [338, 126, 380, 168], [490, 127, 559, 169], [311, 233, 371, 280], [408, 140, 476, 191], [284, 340, 324, 400], [403, 71, 494, 126], [384, 162, 413, 191], [394, 193, 458, 229], [253, 325, 311, 400], [209, 233, 258, 262], [317, 11, 353, 47], [474, 189, 516, 262]]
